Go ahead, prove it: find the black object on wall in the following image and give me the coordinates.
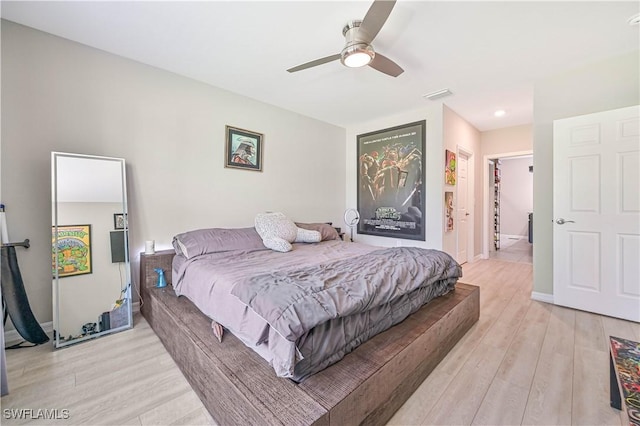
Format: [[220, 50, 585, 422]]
[[109, 231, 127, 263], [100, 312, 110, 332]]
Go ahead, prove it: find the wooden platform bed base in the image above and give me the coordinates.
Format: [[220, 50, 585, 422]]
[[140, 250, 480, 426]]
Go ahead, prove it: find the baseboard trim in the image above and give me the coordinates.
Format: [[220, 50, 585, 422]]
[[4, 321, 54, 346], [502, 234, 527, 240], [473, 254, 483, 262], [531, 291, 554, 304]]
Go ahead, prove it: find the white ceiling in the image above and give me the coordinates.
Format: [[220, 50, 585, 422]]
[[2, 1, 638, 131]]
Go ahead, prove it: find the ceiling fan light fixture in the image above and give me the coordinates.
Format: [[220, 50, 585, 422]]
[[341, 43, 375, 68]]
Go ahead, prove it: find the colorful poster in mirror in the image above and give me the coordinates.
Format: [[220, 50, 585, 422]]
[[445, 192, 454, 232], [357, 120, 426, 240], [52, 225, 92, 278], [445, 150, 457, 185]]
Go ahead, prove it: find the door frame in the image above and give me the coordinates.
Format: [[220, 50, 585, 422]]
[[456, 146, 474, 264], [481, 149, 533, 259]]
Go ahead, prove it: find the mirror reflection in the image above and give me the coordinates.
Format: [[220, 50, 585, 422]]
[[51, 152, 132, 348]]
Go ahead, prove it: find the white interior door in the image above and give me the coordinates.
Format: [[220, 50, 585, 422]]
[[553, 105, 640, 322], [457, 153, 469, 264]]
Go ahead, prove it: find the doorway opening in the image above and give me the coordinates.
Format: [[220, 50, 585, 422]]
[[482, 150, 533, 263]]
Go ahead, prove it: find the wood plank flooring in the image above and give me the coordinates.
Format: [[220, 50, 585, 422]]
[[490, 237, 533, 264], [389, 259, 638, 426], [2, 258, 637, 425]]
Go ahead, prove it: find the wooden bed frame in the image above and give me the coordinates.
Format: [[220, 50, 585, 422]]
[[140, 249, 479, 426]]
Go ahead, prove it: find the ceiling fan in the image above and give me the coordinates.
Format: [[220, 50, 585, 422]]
[[287, 0, 404, 77]]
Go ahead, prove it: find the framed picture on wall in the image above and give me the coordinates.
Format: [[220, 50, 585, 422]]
[[52, 224, 92, 278], [113, 213, 127, 230], [357, 120, 426, 240], [445, 192, 454, 232], [225, 125, 263, 171], [445, 149, 457, 185]]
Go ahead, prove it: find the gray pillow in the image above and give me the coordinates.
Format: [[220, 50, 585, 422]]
[[295, 223, 340, 241], [173, 227, 266, 259]]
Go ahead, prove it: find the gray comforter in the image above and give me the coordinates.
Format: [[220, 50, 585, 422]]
[[231, 247, 461, 380]]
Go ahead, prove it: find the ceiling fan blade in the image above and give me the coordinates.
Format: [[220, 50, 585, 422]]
[[287, 54, 341, 73], [369, 53, 404, 77], [359, 0, 397, 44]]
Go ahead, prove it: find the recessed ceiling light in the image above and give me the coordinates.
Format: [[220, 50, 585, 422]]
[[628, 13, 640, 26], [494, 110, 506, 117]]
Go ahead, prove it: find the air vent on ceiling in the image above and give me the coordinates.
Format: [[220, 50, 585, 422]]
[[423, 89, 452, 101]]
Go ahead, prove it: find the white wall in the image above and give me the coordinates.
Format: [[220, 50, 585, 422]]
[[533, 50, 640, 295], [1, 21, 346, 327], [497, 157, 532, 237], [346, 105, 444, 250]]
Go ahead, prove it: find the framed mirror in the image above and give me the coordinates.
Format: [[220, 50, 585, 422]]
[[51, 152, 132, 348]]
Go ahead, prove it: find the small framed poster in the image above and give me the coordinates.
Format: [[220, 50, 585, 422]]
[[445, 192, 454, 232], [225, 125, 263, 171], [52, 224, 92, 278], [445, 149, 457, 185], [113, 213, 127, 230]]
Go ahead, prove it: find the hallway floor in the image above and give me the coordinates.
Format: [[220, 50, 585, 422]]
[[489, 236, 532, 264]]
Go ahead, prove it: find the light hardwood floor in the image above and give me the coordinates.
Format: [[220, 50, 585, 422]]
[[2, 258, 637, 425], [489, 236, 532, 264]]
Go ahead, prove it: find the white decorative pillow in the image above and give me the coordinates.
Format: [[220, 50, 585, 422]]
[[296, 227, 322, 243], [264, 238, 293, 253], [254, 212, 321, 252], [255, 212, 298, 252]]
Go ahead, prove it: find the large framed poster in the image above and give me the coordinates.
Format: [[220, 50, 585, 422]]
[[357, 120, 426, 240]]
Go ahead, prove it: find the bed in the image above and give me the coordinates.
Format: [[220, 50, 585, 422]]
[[140, 226, 479, 425]]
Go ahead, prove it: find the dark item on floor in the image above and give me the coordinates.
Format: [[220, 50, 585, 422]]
[[1, 246, 49, 345], [609, 336, 640, 426]]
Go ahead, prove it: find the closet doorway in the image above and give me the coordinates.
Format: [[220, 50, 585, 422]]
[[482, 150, 533, 263]]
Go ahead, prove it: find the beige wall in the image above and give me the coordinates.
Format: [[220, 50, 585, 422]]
[[533, 50, 640, 296], [443, 106, 481, 260], [481, 124, 532, 157], [1, 21, 346, 327]]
